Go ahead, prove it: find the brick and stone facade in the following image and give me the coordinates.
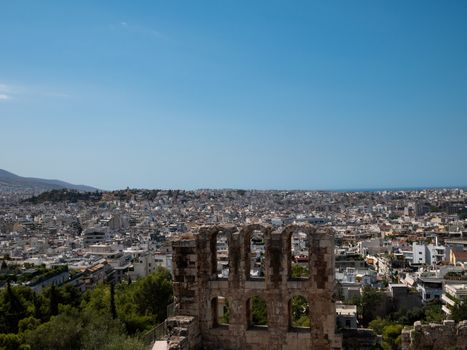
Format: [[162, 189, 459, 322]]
[[171, 223, 342, 350]]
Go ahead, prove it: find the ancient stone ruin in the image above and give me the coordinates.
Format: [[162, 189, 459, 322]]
[[169, 223, 342, 350], [401, 320, 467, 350]]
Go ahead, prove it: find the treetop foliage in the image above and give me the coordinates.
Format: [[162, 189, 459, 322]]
[[0, 267, 172, 350]]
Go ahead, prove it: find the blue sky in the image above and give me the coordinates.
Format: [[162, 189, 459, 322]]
[[1, 0, 466, 190]]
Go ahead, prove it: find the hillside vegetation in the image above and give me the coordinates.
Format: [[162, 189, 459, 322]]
[[0, 267, 172, 350]]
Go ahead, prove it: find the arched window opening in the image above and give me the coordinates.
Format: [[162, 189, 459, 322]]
[[211, 296, 230, 327], [249, 230, 265, 279], [290, 295, 311, 329], [210, 230, 229, 279], [216, 231, 229, 278], [247, 296, 268, 329], [290, 231, 310, 279]]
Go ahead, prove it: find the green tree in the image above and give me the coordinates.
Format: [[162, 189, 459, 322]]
[[291, 295, 310, 327], [18, 316, 41, 333], [59, 284, 82, 309], [1, 268, 171, 348], [390, 307, 424, 325], [451, 301, 467, 322], [110, 283, 117, 320], [291, 264, 310, 279], [382, 324, 403, 350], [369, 318, 392, 335], [81, 284, 110, 316], [119, 314, 153, 335], [358, 286, 392, 326], [0, 333, 25, 350], [46, 286, 59, 318], [100, 337, 146, 350], [79, 310, 145, 350], [0, 282, 28, 333], [32, 293, 47, 322], [370, 319, 403, 350], [424, 301, 444, 323], [131, 267, 173, 323], [220, 299, 230, 325], [106, 268, 173, 334], [251, 296, 267, 326], [24, 311, 83, 350]]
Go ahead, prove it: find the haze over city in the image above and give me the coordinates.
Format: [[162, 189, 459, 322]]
[[1, 0, 466, 190]]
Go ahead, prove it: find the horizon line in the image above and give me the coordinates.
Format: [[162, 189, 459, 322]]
[[79, 185, 467, 193]]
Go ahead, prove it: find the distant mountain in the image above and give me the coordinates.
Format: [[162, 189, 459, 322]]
[[0, 168, 98, 193]]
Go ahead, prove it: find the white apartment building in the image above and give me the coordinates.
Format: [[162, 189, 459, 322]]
[[442, 283, 467, 315], [410, 242, 445, 265]]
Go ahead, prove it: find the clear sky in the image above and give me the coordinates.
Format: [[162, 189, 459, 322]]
[[1, 1, 466, 190]]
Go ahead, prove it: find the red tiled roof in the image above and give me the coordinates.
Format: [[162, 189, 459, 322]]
[[453, 250, 467, 262]]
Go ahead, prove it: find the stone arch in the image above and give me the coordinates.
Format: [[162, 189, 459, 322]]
[[205, 225, 236, 279], [289, 294, 311, 330], [215, 231, 230, 278], [290, 230, 311, 279], [282, 224, 316, 280], [246, 294, 268, 329], [172, 224, 340, 349], [211, 296, 230, 328], [241, 224, 271, 280]]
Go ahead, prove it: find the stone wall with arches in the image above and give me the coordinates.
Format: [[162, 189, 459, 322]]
[[172, 223, 342, 350]]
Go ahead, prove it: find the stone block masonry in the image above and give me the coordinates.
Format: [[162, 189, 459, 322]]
[[171, 223, 342, 350], [401, 320, 467, 350]]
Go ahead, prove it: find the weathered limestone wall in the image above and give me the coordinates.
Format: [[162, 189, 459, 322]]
[[172, 223, 342, 350], [166, 316, 200, 350], [401, 320, 467, 350]]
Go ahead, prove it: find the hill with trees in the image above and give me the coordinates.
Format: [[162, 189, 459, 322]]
[[24, 189, 102, 204]]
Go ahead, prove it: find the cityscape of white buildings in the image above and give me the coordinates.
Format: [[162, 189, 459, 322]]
[[1, 187, 467, 324]]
